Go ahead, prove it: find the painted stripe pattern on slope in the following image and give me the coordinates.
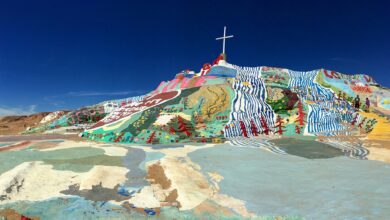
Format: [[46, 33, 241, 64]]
[[224, 66, 275, 138], [229, 137, 287, 155], [325, 139, 369, 159], [288, 70, 359, 136]]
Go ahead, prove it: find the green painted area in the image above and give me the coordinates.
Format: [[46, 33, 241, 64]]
[[159, 205, 303, 220], [85, 85, 233, 144], [0, 147, 122, 174], [283, 122, 298, 136], [44, 154, 124, 172], [267, 95, 291, 114], [25, 106, 107, 134]]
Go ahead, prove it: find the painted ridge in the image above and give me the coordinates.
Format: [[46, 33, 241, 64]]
[[89, 90, 181, 130]]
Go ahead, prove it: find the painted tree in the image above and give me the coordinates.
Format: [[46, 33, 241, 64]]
[[358, 117, 366, 129], [260, 115, 270, 135], [365, 119, 376, 133], [182, 97, 188, 109], [146, 131, 156, 144], [114, 132, 125, 143], [351, 114, 358, 126], [296, 99, 305, 126], [169, 127, 176, 134], [250, 119, 258, 136], [239, 121, 248, 137], [275, 115, 285, 135], [177, 116, 191, 137], [295, 125, 301, 134]]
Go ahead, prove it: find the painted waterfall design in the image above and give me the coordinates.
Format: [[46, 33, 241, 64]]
[[224, 66, 275, 138], [229, 137, 287, 155], [288, 70, 359, 136]]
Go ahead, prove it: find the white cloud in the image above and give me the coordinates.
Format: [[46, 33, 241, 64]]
[[0, 105, 37, 116]]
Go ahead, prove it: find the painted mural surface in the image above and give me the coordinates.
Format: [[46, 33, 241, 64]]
[[90, 90, 181, 129], [1, 59, 390, 219]]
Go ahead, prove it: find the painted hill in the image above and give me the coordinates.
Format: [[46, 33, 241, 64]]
[[25, 56, 390, 159]]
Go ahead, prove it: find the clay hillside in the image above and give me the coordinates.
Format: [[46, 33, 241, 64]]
[[0, 111, 68, 135]]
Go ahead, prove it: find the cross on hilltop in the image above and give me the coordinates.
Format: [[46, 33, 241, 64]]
[[216, 26, 234, 61]]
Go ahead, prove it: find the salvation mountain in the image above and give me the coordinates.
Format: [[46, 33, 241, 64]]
[[25, 56, 390, 159]]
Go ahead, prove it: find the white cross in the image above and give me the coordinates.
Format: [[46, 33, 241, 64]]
[[216, 26, 234, 55]]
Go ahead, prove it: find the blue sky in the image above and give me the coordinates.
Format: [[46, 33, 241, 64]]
[[0, 0, 389, 115]]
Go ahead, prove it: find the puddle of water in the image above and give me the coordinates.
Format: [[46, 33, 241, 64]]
[[271, 138, 344, 159]]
